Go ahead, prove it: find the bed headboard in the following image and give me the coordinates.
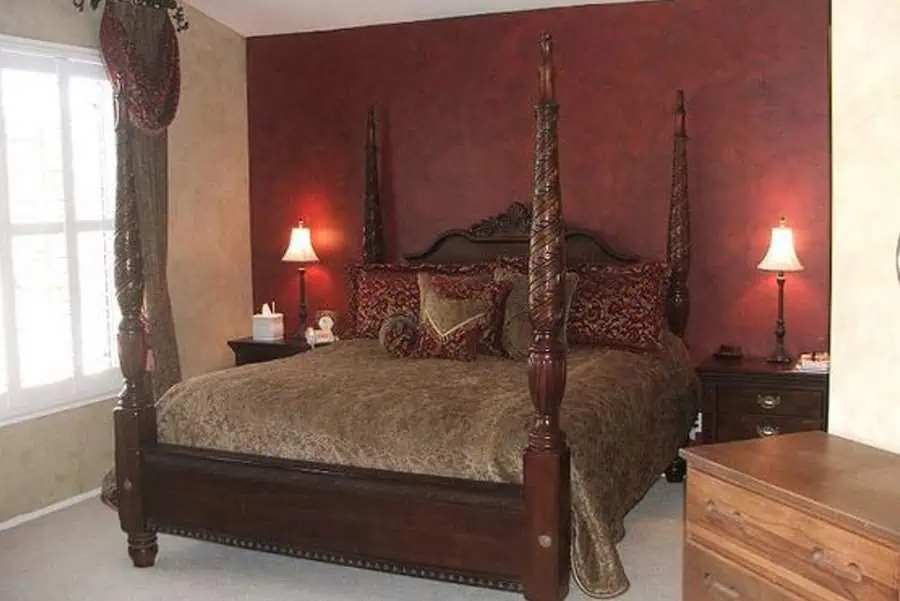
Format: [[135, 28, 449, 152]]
[[404, 201, 640, 267], [360, 93, 691, 337]]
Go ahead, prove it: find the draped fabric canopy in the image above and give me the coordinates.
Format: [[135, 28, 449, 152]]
[[100, 4, 180, 133], [97, 1, 184, 400]]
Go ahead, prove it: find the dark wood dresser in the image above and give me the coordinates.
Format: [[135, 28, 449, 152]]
[[697, 356, 828, 444], [682, 432, 900, 601]]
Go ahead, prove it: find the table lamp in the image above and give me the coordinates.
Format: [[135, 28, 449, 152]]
[[757, 217, 804, 364], [281, 220, 319, 337]]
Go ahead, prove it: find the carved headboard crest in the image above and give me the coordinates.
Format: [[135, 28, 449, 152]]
[[467, 201, 533, 237]]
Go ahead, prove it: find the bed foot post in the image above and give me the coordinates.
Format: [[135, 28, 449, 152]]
[[127, 532, 159, 567], [113, 87, 159, 570], [664, 456, 687, 483], [523, 345, 571, 600], [524, 34, 570, 601]]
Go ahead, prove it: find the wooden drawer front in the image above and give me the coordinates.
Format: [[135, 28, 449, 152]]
[[717, 413, 822, 442], [687, 471, 898, 601], [717, 385, 822, 418], [684, 540, 803, 601]]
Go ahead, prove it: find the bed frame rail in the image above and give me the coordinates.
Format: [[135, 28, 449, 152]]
[[143, 444, 525, 590]]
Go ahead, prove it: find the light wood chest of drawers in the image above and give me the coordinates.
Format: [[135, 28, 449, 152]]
[[681, 432, 900, 601]]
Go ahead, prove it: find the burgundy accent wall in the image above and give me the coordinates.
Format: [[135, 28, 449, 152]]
[[247, 0, 830, 360]]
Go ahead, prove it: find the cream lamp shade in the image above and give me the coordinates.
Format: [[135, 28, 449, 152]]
[[758, 217, 803, 273], [281, 221, 320, 263]]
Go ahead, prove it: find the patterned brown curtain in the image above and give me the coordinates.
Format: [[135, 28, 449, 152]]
[[100, 2, 181, 400]]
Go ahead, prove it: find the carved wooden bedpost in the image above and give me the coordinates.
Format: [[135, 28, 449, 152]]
[[666, 90, 690, 338], [362, 107, 386, 264], [112, 88, 158, 567], [524, 34, 571, 601]]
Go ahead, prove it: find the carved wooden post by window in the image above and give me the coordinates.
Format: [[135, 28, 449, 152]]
[[666, 90, 690, 338], [362, 107, 386, 264], [524, 33, 571, 601], [112, 86, 158, 568]]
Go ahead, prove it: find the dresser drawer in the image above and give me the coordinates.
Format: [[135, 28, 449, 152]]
[[687, 471, 898, 601], [684, 540, 800, 601], [715, 384, 823, 418], [717, 413, 822, 442]]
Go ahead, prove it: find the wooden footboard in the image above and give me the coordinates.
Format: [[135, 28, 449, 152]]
[[143, 444, 526, 590]]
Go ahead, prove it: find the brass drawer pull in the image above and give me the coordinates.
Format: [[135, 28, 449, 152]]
[[811, 547, 863, 583], [705, 500, 746, 529], [756, 424, 781, 438], [756, 393, 782, 410], [703, 573, 741, 600]]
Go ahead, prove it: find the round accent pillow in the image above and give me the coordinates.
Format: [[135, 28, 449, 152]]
[[378, 312, 419, 358]]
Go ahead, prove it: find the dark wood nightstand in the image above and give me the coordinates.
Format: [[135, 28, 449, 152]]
[[696, 356, 829, 444], [227, 337, 310, 366]]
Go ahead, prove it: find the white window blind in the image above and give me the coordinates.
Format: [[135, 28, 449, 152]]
[[0, 35, 119, 424]]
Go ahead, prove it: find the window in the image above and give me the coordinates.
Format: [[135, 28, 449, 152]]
[[0, 35, 119, 423]]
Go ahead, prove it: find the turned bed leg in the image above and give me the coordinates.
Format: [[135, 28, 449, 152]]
[[664, 456, 687, 483], [113, 90, 158, 568], [524, 34, 570, 601]]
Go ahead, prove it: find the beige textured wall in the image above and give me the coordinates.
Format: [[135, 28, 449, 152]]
[[829, 0, 900, 455], [168, 7, 252, 379], [0, 2, 250, 522]]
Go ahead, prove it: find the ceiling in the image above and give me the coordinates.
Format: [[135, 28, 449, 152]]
[[185, 0, 656, 37]]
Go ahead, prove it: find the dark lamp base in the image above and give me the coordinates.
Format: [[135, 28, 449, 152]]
[[766, 353, 794, 365]]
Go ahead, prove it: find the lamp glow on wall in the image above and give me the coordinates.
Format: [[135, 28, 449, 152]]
[[281, 221, 319, 337], [757, 217, 804, 364]]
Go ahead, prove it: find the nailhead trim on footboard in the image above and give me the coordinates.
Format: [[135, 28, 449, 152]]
[[149, 521, 524, 592]]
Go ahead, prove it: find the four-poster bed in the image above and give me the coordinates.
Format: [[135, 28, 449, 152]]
[[109, 35, 694, 601]]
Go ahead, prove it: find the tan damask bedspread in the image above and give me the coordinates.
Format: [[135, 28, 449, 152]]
[[105, 333, 696, 598]]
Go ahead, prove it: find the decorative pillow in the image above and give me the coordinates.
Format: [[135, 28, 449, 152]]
[[429, 273, 492, 299], [345, 262, 493, 339], [378, 312, 419, 358], [412, 273, 508, 361], [494, 254, 530, 275], [427, 274, 509, 356], [567, 261, 670, 353], [493, 268, 579, 360]]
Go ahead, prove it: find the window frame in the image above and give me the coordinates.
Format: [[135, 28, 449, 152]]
[[0, 34, 121, 425]]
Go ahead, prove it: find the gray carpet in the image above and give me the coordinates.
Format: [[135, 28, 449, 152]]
[[0, 478, 682, 601]]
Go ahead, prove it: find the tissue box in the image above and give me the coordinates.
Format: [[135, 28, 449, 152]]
[[252, 313, 284, 341]]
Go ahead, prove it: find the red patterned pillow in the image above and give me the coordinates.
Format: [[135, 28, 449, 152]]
[[567, 261, 670, 353], [412, 273, 508, 361], [345, 262, 493, 339], [494, 255, 529, 275], [430, 273, 492, 299], [378, 312, 419, 357]]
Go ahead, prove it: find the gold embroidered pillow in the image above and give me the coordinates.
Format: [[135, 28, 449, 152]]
[[493, 268, 579, 360], [413, 273, 506, 361], [427, 273, 509, 356]]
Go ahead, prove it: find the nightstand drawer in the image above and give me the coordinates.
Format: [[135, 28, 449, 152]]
[[687, 471, 898, 601], [717, 413, 821, 441], [716, 385, 822, 418]]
